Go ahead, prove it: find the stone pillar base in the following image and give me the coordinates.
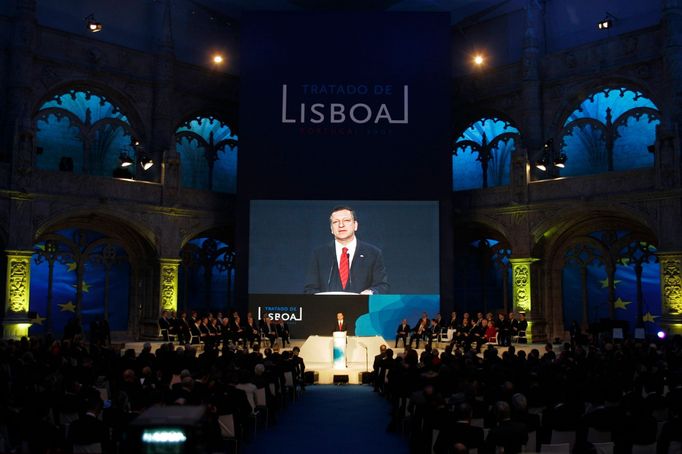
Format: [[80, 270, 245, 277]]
[[2, 315, 31, 339], [660, 315, 682, 335]]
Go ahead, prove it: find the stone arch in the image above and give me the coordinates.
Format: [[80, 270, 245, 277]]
[[453, 218, 514, 314], [174, 113, 238, 193], [178, 225, 236, 315], [452, 113, 523, 191], [31, 212, 159, 337], [534, 208, 658, 341], [546, 77, 661, 134], [33, 81, 147, 140]]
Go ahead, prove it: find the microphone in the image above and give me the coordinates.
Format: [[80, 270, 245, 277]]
[[357, 341, 367, 348]]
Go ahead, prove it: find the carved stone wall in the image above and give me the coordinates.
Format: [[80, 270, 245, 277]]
[[159, 259, 180, 314], [4, 251, 32, 314]]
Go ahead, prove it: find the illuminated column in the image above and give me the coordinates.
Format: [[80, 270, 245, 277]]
[[3, 250, 33, 339], [159, 259, 181, 314], [658, 252, 682, 334], [510, 258, 538, 342]]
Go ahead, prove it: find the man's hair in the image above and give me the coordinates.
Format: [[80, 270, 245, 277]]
[[330, 206, 357, 222]]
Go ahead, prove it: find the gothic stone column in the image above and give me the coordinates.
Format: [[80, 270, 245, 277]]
[[659, 252, 682, 334], [510, 257, 539, 342], [159, 258, 181, 315], [3, 250, 33, 339]]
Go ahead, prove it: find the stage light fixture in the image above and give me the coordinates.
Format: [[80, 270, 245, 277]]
[[473, 54, 484, 66], [553, 153, 568, 168], [535, 158, 547, 172], [213, 54, 224, 64], [119, 152, 133, 168], [597, 13, 615, 30], [657, 330, 666, 339], [85, 14, 103, 33], [140, 156, 154, 171]]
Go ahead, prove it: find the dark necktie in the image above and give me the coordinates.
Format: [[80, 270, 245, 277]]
[[339, 247, 349, 289]]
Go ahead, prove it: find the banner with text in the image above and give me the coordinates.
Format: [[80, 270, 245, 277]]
[[239, 12, 451, 200]]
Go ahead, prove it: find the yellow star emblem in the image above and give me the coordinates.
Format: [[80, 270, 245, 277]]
[[30, 313, 46, 325], [614, 297, 632, 310], [35, 244, 45, 251], [642, 312, 660, 323], [66, 262, 77, 272], [600, 278, 622, 288], [58, 301, 76, 312], [72, 281, 91, 293]]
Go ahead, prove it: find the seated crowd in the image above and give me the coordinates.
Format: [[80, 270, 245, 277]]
[[395, 311, 528, 351], [158, 310, 291, 349], [0, 311, 305, 454], [373, 323, 682, 454]]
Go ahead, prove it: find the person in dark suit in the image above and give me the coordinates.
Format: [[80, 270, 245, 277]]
[[334, 312, 348, 332], [485, 401, 528, 454], [434, 402, 484, 454], [68, 396, 110, 452], [395, 319, 410, 348], [304, 206, 389, 295]]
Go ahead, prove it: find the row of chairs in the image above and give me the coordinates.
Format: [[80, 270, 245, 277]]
[[218, 370, 303, 453], [436, 329, 527, 346]]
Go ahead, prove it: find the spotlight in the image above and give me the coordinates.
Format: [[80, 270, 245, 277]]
[[473, 54, 484, 66], [597, 13, 615, 30], [213, 54, 224, 64], [657, 330, 666, 339], [119, 152, 133, 168], [85, 14, 103, 33], [140, 156, 154, 171], [553, 153, 568, 168], [535, 157, 547, 172]]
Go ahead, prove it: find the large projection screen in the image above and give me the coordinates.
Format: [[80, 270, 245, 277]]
[[248, 200, 440, 338]]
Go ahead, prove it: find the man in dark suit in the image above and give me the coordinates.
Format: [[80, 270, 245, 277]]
[[68, 396, 110, 452], [434, 402, 484, 454], [304, 206, 389, 294], [395, 319, 410, 348], [485, 401, 528, 454], [334, 312, 348, 332], [158, 310, 171, 341]]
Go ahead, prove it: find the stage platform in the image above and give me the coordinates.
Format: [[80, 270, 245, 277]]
[[122, 338, 546, 384]]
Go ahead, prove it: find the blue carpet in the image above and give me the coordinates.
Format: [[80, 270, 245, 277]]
[[241, 385, 408, 454]]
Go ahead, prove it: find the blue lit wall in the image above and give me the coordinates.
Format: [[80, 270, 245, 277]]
[[560, 88, 658, 177], [562, 233, 661, 334], [29, 228, 130, 336], [178, 237, 234, 313], [175, 117, 238, 193], [35, 90, 135, 176], [452, 118, 519, 191]]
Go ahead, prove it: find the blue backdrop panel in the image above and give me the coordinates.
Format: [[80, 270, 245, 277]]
[[356, 294, 440, 339]]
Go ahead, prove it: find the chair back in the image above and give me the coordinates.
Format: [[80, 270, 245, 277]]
[[284, 371, 294, 387], [255, 387, 267, 407], [218, 414, 236, 438], [540, 443, 570, 454], [592, 442, 614, 454], [73, 443, 102, 454]]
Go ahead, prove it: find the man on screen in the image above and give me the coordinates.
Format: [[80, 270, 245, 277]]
[[304, 206, 389, 294]]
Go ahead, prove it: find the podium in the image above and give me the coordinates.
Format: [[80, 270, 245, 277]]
[[333, 331, 347, 369]]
